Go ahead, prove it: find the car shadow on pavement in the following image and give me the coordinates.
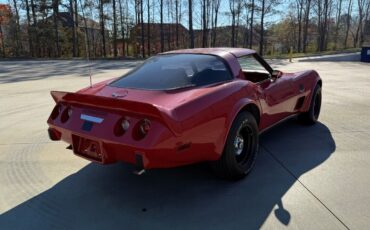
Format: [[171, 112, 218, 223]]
[[0, 120, 335, 229]]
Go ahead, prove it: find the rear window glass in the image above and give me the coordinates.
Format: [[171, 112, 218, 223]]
[[109, 54, 233, 90]]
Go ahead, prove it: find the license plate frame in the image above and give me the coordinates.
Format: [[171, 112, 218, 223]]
[[72, 135, 103, 162]]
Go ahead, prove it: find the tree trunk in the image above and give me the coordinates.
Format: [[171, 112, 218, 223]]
[[147, 0, 151, 55], [70, 0, 77, 57], [99, 0, 106, 57], [212, 0, 220, 47], [119, 0, 125, 56], [52, 0, 60, 57], [189, 0, 194, 48], [230, 0, 236, 47], [202, 0, 207, 47], [344, 0, 353, 48], [140, 0, 145, 57], [249, 0, 254, 48], [297, 0, 303, 52], [160, 0, 164, 52], [12, 0, 21, 56], [334, 0, 342, 49], [0, 24, 5, 57], [30, 0, 39, 56], [175, 0, 179, 48], [235, 1, 241, 47], [113, 0, 118, 57], [74, 0, 79, 56], [25, 0, 34, 56], [302, 0, 311, 53], [259, 0, 265, 55]]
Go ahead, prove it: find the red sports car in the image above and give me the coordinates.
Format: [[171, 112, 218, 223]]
[[47, 48, 322, 179]]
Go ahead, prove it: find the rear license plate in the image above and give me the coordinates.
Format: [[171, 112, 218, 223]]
[[72, 136, 103, 162]]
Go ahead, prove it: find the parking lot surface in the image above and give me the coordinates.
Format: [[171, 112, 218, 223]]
[[0, 54, 369, 229]]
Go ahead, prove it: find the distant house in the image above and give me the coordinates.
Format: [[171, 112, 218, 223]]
[[130, 23, 189, 56], [193, 25, 254, 48], [41, 12, 109, 57]]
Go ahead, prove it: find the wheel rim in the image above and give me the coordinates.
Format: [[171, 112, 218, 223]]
[[313, 90, 322, 120], [234, 123, 254, 164]]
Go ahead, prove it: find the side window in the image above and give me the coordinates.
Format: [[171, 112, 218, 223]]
[[237, 55, 269, 74]]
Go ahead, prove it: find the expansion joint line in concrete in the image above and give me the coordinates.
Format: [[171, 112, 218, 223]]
[[261, 145, 350, 230]]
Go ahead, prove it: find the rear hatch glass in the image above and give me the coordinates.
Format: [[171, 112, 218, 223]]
[[109, 54, 233, 90]]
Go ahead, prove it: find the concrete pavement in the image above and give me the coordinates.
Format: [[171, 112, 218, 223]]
[[0, 54, 369, 229]]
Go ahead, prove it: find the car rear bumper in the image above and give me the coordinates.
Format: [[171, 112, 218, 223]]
[[47, 126, 219, 169]]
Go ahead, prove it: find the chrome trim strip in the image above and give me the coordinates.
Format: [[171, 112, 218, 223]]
[[80, 114, 104, 123]]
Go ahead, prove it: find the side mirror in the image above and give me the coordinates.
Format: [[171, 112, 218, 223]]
[[271, 70, 282, 81]]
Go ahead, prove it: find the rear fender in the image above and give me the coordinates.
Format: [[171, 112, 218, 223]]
[[215, 98, 261, 155]]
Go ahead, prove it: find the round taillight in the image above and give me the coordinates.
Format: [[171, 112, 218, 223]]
[[61, 106, 72, 123], [121, 119, 130, 131], [114, 117, 130, 136], [139, 119, 151, 135]]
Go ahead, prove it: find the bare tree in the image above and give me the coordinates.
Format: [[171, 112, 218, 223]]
[[249, 0, 255, 48], [147, 0, 151, 55], [74, 0, 79, 56], [113, 0, 118, 57], [202, 0, 207, 47], [211, 0, 221, 47], [229, 0, 239, 47], [174, 0, 178, 47], [296, 0, 304, 52], [70, 0, 77, 57], [316, 0, 331, 51], [355, 0, 368, 47], [302, 0, 312, 52], [160, 0, 164, 51], [140, 0, 144, 57], [119, 0, 125, 56], [11, 0, 21, 56], [25, 0, 34, 56], [52, 0, 60, 57], [259, 0, 265, 54], [189, 0, 194, 48], [334, 0, 343, 49], [99, 0, 106, 56], [343, 0, 353, 48]]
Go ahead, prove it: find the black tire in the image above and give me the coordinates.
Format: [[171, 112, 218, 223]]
[[298, 84, 322, 125], [211, 111, 259, 180]]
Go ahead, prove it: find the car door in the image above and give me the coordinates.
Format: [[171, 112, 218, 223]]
[[237, 54, 297, 130]]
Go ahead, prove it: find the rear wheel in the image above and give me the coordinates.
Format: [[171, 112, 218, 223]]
[[211, 111, 259, 180], [298, 84, 322, 125]]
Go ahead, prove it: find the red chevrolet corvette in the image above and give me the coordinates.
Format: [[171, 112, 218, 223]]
[[47, 48, 322, 179]]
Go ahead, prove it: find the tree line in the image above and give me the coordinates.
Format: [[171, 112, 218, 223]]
[[0, 0, 369, 58]]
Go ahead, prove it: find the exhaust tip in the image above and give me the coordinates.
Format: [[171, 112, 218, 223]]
[[133, 153, 146, 175]]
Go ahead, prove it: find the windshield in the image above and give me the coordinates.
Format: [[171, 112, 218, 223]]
[[109, 54, 233, 90]]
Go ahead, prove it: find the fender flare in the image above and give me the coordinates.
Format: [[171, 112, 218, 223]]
[[215, 98, 261, 156]]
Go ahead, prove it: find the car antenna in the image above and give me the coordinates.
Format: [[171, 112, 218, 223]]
[[79, 0, 93, 88]]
